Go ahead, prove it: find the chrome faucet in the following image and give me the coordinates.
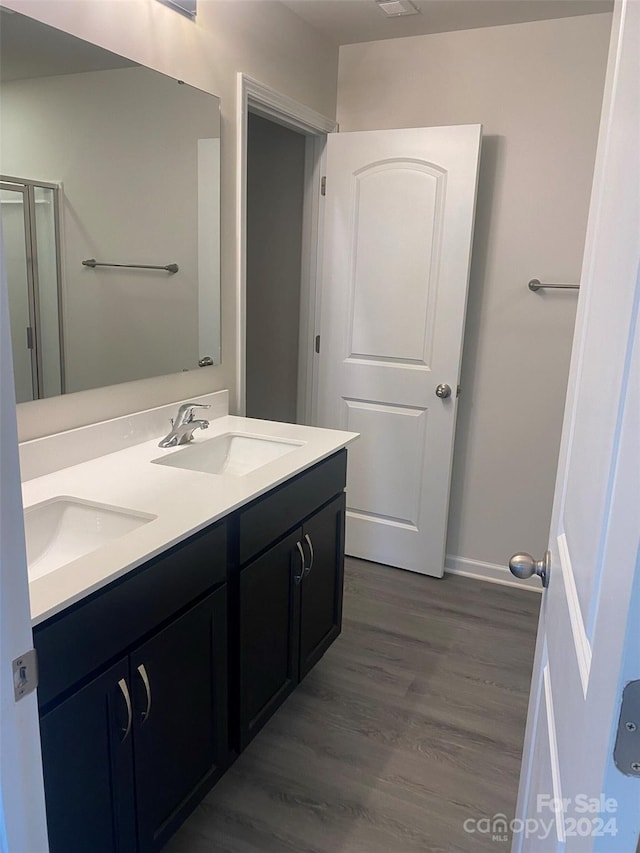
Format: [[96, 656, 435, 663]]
[[158, 403, 210, 448]]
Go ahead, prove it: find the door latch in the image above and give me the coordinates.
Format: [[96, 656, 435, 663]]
[[13, 649, 38, 701], [614, 679, 640, 776]]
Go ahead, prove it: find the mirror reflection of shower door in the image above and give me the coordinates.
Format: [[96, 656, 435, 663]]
[[0, 178, 64, 402], [0, 185, 35, 402], [33, 185, 64, 397]]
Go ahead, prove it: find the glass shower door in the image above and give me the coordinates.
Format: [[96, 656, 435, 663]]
[[0, 178, 64, 402], [0, 185, 36, 402], [33, 185, 63, 397]]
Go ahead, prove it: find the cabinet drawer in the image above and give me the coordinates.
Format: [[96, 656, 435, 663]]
[[35, 520, 227, 709], [238, 449, 346, 566]]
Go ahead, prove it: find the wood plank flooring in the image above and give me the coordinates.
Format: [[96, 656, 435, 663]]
[[165, 559, 540, 853]]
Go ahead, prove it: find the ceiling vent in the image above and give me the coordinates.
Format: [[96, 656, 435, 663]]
[[375, 0, 420, 17]]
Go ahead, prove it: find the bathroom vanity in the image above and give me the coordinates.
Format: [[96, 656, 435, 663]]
[[22, 393, 356, 853]]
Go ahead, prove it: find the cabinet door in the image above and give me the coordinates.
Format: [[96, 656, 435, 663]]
[[299, 493, 345, 679], [239, 528, 302, 748], [39, 657, 136, 853], [131, 587, 227, 853]]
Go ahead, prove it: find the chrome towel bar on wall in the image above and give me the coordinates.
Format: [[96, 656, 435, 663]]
[[82, 258, 179, 274], [528, 278, 579, 292]]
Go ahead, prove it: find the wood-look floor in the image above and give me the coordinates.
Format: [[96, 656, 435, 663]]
[[165, 559, 540, 853]]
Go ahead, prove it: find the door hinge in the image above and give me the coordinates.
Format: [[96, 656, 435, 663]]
[[26, 326, 34, 350], [614, 679, 640, 776], [321, 176, 326, 196], [315, 335, 321, 354], [13, 649, 38, 701]]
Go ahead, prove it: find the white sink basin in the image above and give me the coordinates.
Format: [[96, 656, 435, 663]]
[[152, 432, 304, 477], [24, 497, 156, 582]]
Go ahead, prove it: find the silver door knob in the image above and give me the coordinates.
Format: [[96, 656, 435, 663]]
[[435, 383, 452, 399], [198, 356, 214, 367], [509, 550, 550, 588]]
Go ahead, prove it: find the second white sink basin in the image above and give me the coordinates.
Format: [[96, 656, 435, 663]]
[[152, 432, 304, 477], [24, 497, 156, 582]]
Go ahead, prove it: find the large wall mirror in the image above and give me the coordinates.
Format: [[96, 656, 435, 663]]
[[0, 10, 221, 403]]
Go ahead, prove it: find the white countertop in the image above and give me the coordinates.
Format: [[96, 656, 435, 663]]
[[24, 415, 357, 626]]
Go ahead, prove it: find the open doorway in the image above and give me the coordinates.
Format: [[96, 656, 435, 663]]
[[245, 113, 306, 423], [236, 74, 336, 422]]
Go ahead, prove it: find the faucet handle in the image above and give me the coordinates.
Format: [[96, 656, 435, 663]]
[[176, 402, 211, 424]]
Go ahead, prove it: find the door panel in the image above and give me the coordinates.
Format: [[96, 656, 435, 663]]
[[521, 662, 565, 851], [317, 126, 481, 576], [348, 161, 443, 363], [39, 657, 136, 853], [239, 528, 302, 747], [515, 3, 640, 849], [299, 494, 345, 678], [132, 589, 227, 852], [344, 400, 426, 527]]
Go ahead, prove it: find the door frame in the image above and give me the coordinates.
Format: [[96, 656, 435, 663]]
[[235, 73, 336, 419]]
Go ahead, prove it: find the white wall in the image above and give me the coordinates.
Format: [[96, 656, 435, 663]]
[[337, 13, 612, 569], [1, 65, 219, 392], [4, 2, 612, 575], [5, 0, 338, 440]]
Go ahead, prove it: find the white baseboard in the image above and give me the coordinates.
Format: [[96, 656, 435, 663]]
[[445, 554, 542, 593]]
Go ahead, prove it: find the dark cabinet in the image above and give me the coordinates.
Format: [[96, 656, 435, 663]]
[[238, 492, 345, 748], [132, 588, 228, 851], [36, 450, 348, 852], [35, 517, 229, 853], [299, 493, 345, 679], [40, 658, 136, 853], [239, 528, 302, 746], [39, 588, 227, 853]]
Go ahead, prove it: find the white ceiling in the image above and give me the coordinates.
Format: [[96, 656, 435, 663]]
[[280, 0, 613, 45]]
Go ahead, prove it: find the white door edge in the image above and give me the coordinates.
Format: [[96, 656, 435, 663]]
[[0, 224, 49, 850], [513, 1, 640, 847]]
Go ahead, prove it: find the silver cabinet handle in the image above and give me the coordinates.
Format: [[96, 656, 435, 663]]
[[118, 678, 132, 742], [137, 664, 152, 723], [509, 550, 550, 588], [303, 534, 314, 578], [295, 541, 306, 584]]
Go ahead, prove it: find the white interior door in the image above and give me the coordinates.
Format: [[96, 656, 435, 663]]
[[514, 2, 640, 849], [0, 208, 49, 850], [316, 125, 481, 576]]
